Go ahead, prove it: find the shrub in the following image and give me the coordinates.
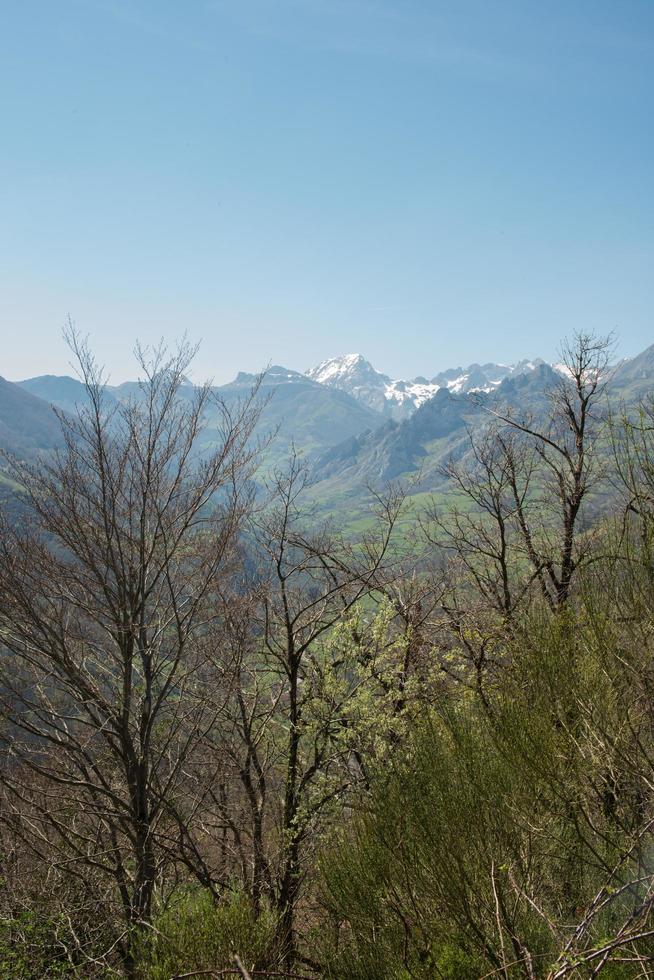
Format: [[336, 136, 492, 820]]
[[0, 910, 78, 979], [135, 888, 281, 979]]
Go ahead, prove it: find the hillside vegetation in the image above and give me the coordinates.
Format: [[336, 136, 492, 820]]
[[0, 332, 653, 978]]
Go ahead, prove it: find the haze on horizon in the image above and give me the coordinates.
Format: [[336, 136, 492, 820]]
[[1, 0, 653, 384]]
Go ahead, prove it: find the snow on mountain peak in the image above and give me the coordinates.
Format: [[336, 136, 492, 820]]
[[306, 353, 560, 421], [306, 355, 437, 420], [307, 354, 387, 386]]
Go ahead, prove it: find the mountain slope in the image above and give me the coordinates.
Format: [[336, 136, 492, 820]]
[[611, 343, 654, 399], [0, 376, 65, 460], [309, 363, 561, 503], [18, 365, 385, 470], [215, 366, 383, 465]]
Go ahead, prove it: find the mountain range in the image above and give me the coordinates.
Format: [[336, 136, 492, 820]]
[[2, 343, 653, 518], [305, 353, 555, 420], [17, 365, 382, 469]]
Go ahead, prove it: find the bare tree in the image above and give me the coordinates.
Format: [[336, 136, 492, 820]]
[[247, 458, 400, 964], [182, 457, 410, 967], [0, 331, 263, 974], [426, 333, 613, 629], [487, 331, 613, 608]]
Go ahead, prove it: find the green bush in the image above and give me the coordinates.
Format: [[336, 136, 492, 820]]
[[0, 910, 77, 979], [135, 887, 281, 979], [318, 597, 654, 978]]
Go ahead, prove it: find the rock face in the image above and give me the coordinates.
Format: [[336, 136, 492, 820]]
[[306, 354, 439, 420], [310, 363, 565, 493], [306, 354, 556, 420]]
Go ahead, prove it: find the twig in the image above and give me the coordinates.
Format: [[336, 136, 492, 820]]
[[170, 966, 316, 979], [234, 956, 253, 980]]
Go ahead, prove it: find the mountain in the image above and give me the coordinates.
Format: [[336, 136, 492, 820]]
[[6, 341, 654, 515], [17, 365, 384, 471], [215, 365, 383, 467], [314, 387, 472, 486], [430, 358, 549, 393], [611, 343, 654, 400], [306, 354, 439, 421], [0, 376, 67, 519], [0, 376, 64, 460], [18, 374, 99, 415], [308, 363, 563, 505], [306, 353, 553, 420]]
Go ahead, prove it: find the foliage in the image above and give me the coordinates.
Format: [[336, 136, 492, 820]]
[[0, 910, 78, 979], [135, 888, 281, 980], [318, 576, 654, 978], [2, 332, 653, 978]]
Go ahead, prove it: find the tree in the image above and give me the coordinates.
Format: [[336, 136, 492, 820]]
[[173, 458, 417, 967], [224, 458, 405, 966], [421, 332, 614, 689], [484, 331, 613, 609], [0, 331, 263, 975]]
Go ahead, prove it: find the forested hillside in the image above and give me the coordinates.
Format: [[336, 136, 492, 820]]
[[1, 332, 654, 978]]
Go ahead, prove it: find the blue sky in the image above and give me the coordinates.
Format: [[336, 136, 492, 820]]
[[1, 0, 653, 383]]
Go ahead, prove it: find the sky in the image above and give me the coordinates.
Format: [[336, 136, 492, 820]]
[[1, 0, 653, 384]]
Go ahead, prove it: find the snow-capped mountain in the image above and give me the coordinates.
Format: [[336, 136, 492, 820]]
[[430, 359, 550, 393], [306, 354, 552, 420], [306, 354, 438, 420]]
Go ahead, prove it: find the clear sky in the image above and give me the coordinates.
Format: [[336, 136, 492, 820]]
[[1, 1, 653, 384]]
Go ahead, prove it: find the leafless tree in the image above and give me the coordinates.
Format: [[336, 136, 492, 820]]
[[187, 457, 409, 967], [0, 330, 263, 974], [486, 331, 613, 608], [425, 333, 613, 630], [247, 459, 402, 964]]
